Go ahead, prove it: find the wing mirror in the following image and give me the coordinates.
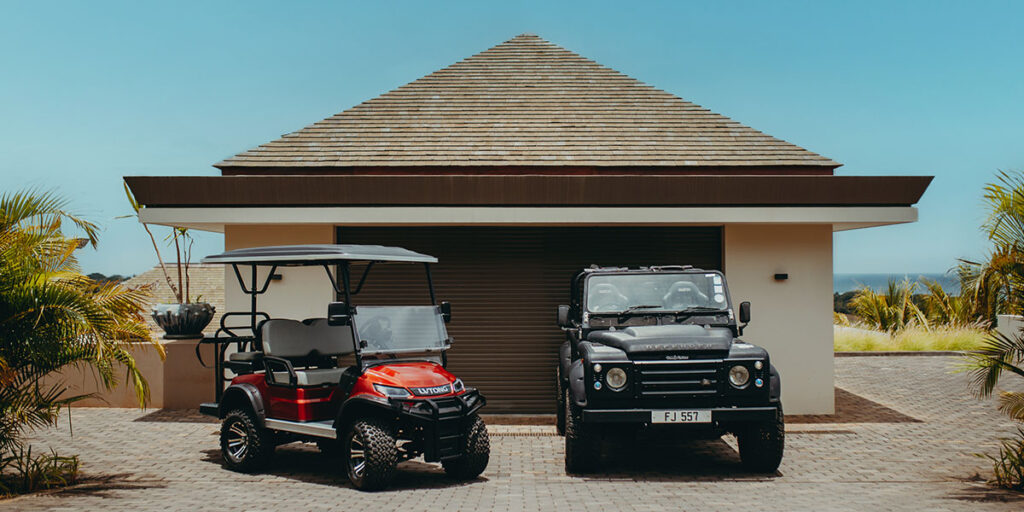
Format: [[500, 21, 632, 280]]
[[738, 301, 751, 335], [327, 301, 351, 326], [440, 301, 452, 323], [556, 305, 570, 328]]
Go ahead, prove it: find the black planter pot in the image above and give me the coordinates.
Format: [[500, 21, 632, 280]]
[[152, 303, 216, 339]]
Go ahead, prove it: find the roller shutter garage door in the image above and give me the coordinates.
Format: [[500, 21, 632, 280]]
[[338, 227, 722, 413]]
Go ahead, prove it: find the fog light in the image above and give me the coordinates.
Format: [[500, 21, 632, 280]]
[[754, 361, 763, 370], [593, 363, 602, 373], [593, 381, 602, 390], [728, 365, 750, 388], [755, 378, 764, 388]]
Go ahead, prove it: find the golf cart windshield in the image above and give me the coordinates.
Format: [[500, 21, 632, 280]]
[[354, 306, 449, 356], [586, 272, 729, 313]]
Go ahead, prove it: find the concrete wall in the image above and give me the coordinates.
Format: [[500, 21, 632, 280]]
[[41, 339, 215, 409], [223, 225, 335, 322], [724, 224, 835, 414]]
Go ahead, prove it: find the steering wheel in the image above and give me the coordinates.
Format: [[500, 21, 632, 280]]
[[359, 317, 392, 350], [592, 303, 624, 313]]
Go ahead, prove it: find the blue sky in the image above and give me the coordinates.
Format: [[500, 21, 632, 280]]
[[1, 1, 1021, 276]]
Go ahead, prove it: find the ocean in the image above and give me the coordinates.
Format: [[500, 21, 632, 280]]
[[833, 273, 960, 294]]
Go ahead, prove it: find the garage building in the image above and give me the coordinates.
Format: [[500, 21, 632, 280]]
[[126, 34, 931, 414]]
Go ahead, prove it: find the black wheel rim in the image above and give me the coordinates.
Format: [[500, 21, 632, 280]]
[[348, 433, 366, 480], [225, 419, 249, 461]]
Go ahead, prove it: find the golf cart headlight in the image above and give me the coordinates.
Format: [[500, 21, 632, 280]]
[[728, 365, 750, 388], [452, 378, 465, 393], [605, 367, 628, 390], [373, 384, 411, 398]]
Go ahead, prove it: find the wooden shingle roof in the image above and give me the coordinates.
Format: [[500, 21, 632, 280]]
[[217, 34, 839, 170]]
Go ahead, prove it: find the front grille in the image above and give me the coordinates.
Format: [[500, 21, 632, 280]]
[[634, 360, 721, 398]]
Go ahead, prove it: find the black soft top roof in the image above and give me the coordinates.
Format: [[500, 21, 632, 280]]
[[201, 244, 437, 265]]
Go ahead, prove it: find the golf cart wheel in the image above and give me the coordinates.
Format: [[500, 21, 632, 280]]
[[344, 418, 398, 491], [555, 366, 566, 436], [220, 408, 273, 472], [442, 414, 490, 480], [737, 405, 785, 473], [564, 388, 599, 474]]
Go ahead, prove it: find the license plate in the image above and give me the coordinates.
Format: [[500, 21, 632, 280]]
[[651, 410, 711, 424]]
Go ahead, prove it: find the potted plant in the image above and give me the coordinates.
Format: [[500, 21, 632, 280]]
[[124, 184, 215, 338]]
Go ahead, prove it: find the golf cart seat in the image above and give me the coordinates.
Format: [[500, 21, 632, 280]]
[[259, 318, 355, 387]]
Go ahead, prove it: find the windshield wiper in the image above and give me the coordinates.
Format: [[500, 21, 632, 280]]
[[617, 304, 663, 317], [675, 306, 725, 314]]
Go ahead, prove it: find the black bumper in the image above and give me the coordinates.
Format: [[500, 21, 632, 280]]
[[583, 406, 778, 424], [386, 389, 486, 462]]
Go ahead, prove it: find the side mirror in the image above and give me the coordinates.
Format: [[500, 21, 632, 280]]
[[556, 305, 570, 328], [327, 301, 351, 326], [440, 301, 452, 323], [739, 301, 751, 324]]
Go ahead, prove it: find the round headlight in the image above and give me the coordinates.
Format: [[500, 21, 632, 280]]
[[728, 365, 750, 388], [605, 367, 628, 390]]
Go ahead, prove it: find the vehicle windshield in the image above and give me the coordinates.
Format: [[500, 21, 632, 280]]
[[585, 272, 729, 313], [352, 306, 449, 355]]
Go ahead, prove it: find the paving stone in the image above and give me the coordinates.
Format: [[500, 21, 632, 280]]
[[2, 356, 1023, 511]]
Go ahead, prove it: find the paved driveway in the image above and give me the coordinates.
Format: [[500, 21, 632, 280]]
[[4, 356, 1023, 511]]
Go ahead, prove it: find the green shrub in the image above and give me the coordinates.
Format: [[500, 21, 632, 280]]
[[976, 427, 1024, 490], [834, 326, 988, 352], [0, 445, 80, 496]]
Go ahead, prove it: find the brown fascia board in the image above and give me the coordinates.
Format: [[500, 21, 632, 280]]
[[124, 175, 932, 208]]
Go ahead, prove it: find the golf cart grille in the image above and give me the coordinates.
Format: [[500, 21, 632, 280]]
[[432, 397, 468, 459], [634, 360, 721, 397]]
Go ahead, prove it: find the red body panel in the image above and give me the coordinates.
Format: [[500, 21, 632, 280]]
[[229, 361, 460, 422]]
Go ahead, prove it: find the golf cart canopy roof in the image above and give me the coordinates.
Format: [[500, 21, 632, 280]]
[[201, 244, 437, 265]]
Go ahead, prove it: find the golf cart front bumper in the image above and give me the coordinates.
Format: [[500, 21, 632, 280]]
[[583, 405, 778, 426], [386, 388, 486, 462]]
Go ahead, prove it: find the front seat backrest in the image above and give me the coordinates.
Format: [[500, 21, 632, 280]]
[[260, 318, 355, 359]]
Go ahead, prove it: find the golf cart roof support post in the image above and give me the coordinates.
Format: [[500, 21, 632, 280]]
[[230, 263, 279, 333], [340, 262, 362, 369], [321, 264, 344, 296], [424, 263, 437, 305], [352, 261, 375, 296]]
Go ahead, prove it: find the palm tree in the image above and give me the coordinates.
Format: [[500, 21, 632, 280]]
[[961, 171, 1024, 488], [959, 171, 1024, 322], [0, 189, 162, 458], [849, 278, 927, 333]]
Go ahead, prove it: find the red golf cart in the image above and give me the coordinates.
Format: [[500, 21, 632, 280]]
[[196, 244, 489, 491]]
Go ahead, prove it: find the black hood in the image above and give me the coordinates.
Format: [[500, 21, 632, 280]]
[[587, 325, 732, 357]]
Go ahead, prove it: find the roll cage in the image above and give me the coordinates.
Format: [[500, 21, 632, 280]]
[[197, 244, 449, 403]]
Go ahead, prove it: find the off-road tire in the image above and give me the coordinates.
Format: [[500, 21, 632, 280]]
[[344, 418, 398, 491], [555, 366, 566, 436], [220, 408, 273, 472], [564, 388, 599, 474], [737, 405, 785, 473], [442, 414, 490, 480]]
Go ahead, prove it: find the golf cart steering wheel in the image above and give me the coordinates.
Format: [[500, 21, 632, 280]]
[[360, 317, 393, 350]]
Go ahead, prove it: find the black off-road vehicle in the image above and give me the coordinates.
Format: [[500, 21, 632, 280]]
[[555, 265, 783, 473]]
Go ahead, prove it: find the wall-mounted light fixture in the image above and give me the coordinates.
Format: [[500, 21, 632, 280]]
[[773, 273, 788, 281]]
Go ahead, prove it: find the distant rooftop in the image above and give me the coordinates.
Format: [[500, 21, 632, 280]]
[[216, 34, 839, 171], [124, 264, 225, 334]]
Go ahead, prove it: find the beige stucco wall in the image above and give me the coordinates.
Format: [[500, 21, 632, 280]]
[[223, 225, 335, 323], [40, 339, 215, 409], [724, 224, 835, 414]]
